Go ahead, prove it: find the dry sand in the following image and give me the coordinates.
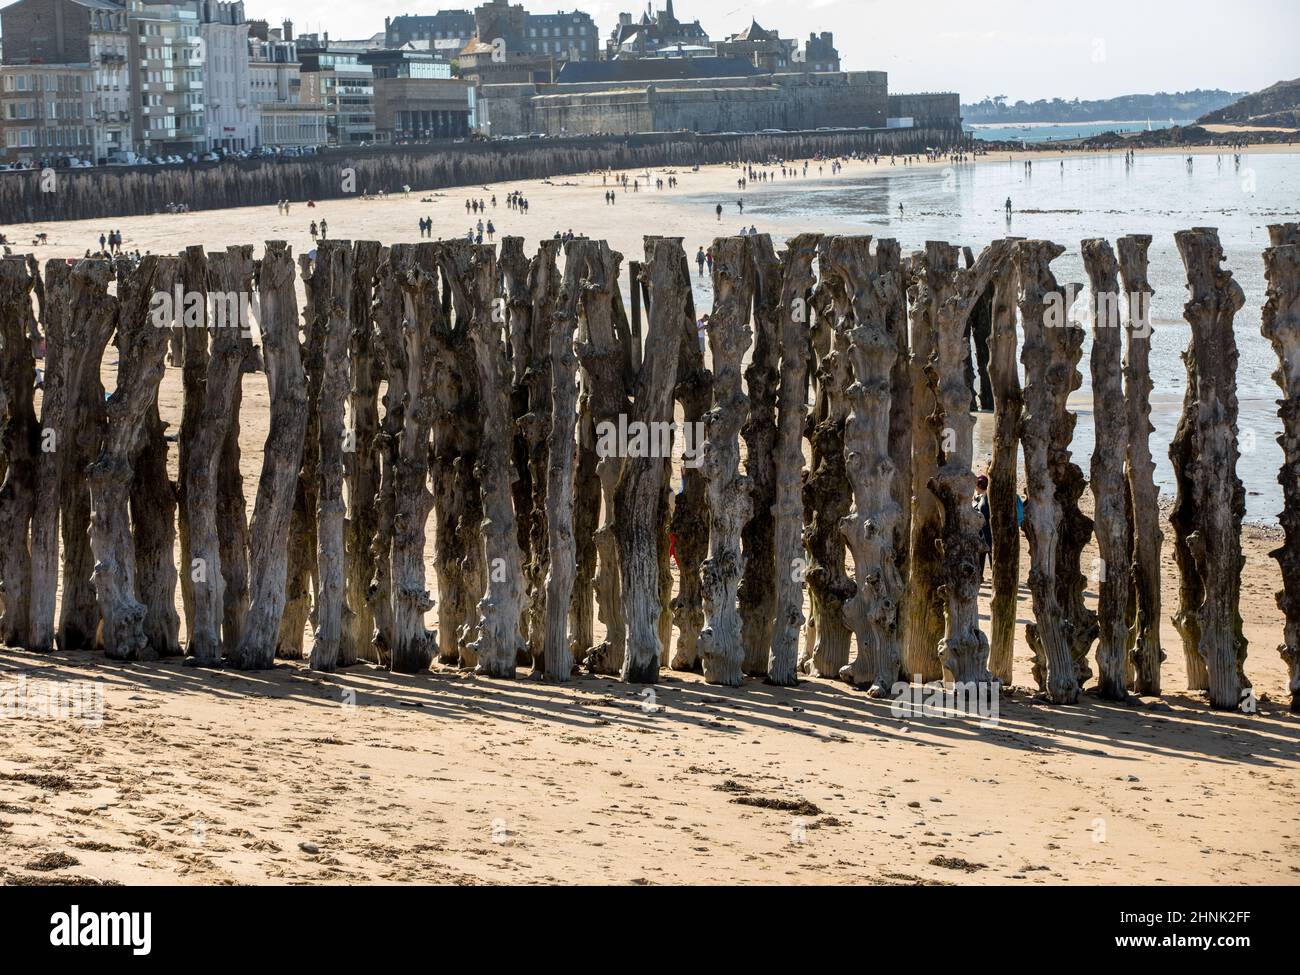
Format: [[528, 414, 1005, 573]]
[[1, 151, 1298, 886]]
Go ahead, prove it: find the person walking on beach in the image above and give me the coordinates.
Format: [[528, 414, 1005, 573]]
[[319, 219, 328, 238], [738, 199, 745, 215], [696, 246, 706, 277], [1005, 196, 1012, 217], [310, 221, 318, 239], [716, 203, 723, 222], [975, 475, 992, 581]]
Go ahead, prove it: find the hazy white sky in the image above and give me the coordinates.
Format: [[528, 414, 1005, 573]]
[[259, 0, 1298, 101]]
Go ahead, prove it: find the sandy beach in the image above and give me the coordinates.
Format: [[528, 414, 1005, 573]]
[[2, 148, 1299, 886]]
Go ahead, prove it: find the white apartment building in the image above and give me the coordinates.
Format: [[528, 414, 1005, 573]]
[[198, 0, 253, 150]]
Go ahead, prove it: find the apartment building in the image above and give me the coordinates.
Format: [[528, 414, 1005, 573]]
[[247, 19, 327, 146], [0, 0, 133, 161], [299, 48, 375, 145], [128, 0, 205, 155], [198, 0, 252, 150]]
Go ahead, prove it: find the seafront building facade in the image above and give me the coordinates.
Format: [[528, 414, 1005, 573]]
[[0, 0, 963, 159]]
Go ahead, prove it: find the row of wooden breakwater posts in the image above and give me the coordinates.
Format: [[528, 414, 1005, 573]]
[[0, 227, 1297, 715]]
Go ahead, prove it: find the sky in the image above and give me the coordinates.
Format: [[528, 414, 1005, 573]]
[[256, 0, 1298, 102]]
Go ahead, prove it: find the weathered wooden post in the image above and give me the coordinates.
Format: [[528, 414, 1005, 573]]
[[343, 240, 384, 664], [541, 240, 583, 681], [27, 261, 72, 652], [278, 246, 326, 660], [987, 239, 1022, 684], [1015, 241, 1081, 704], [768, 233, 821, 686], [176, 245, 208, 640], [1173, 227, 1248, 710], [879, 239, 912, 623], [800, 250, 855, 677], [820, 237, 905, 692], [184, 247, 253, 666], [931, 241, 1012, 684], [1117, 234, 1164, 695], [231, 241, 309, 670], [901, 243, 955, 683], [668, 244, 712, 673], [1263, 222, 1300, 711], [523, 241, 562, 668], [697, 236, 755, 687], [615, 236, 688, 684], [739, 234, 780, 676], [308, 239, 355, 672], [463, 243, 527, 677], [89, 255, 179, 660], [1083, 238, 1133, 700], [0, 257, 39, 647], [574, 242, 632, 673], [381, 243, 442, 673]]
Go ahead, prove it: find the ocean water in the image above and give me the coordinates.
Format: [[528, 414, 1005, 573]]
[[965, 119, 1193, 142], [684, 150, 1300, 522]]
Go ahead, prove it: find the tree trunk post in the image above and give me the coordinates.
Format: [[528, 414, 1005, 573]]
[[615, 236, 688, 684], [739, 234, 780, 676], [1263, 223, 1300, 711], [1014, 240, 1081, 704], [343, 240, 384, 665], [176, 245, 209, 644], [541, 240, 584, 681], [523, 241, 561, 669], [823, 236, 906, 693], [0, 257, 39, 647], [901, 242, 957, 683], [183, 247, 252, 665], [698, 236, 755, 686], [574, 242, 632, 673], [231, 241, 309, 670], [26, 260, 72, 652], [667, 244, 712, 672], [768, 233, 821, 686], [1117, 234, 1164, 696], [88, 256, 178, 660], [986, 239, 1023, 684], [1083, 238, 1133, 700], [800, 251, 855, 677], [929, 241, 1011, 685], [1174, 227, 1249, 710], [308, 239, 355, 672]]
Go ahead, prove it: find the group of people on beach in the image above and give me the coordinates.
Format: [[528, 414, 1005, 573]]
[[97, 230, 124, 254]]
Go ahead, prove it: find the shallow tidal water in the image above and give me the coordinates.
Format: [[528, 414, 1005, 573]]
[[684, 150, 1300, 522]]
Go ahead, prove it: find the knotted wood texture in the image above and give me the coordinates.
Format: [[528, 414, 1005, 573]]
[[768, 233, 821, 686], [1015, 241, 1081, 704], [1263, 222, 1300, 711], [698, 237, 755, 687], [615, 237, 688, 684], [929, 240, 1011, 685], [800, 247, 855, 678], [1174, 228, 1249, 710], [901, 243, 956, 683], [307, 240, 356, 673], [232, 241, 308, 670], [986, 239, 1022, 684], [88, 256, 178, 660], [461, 243, 527, 678], [668, 244, 712, 673], [739, 234, 781, 676], [344, 240, 384, 665], [1083, 238, 1133, 700], [1117, 234, 1164, 696], [0, 257, 39, 647], [823, 236, 904, 693], [577, 244, 634, 675], [540, 240, 583, 681]]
